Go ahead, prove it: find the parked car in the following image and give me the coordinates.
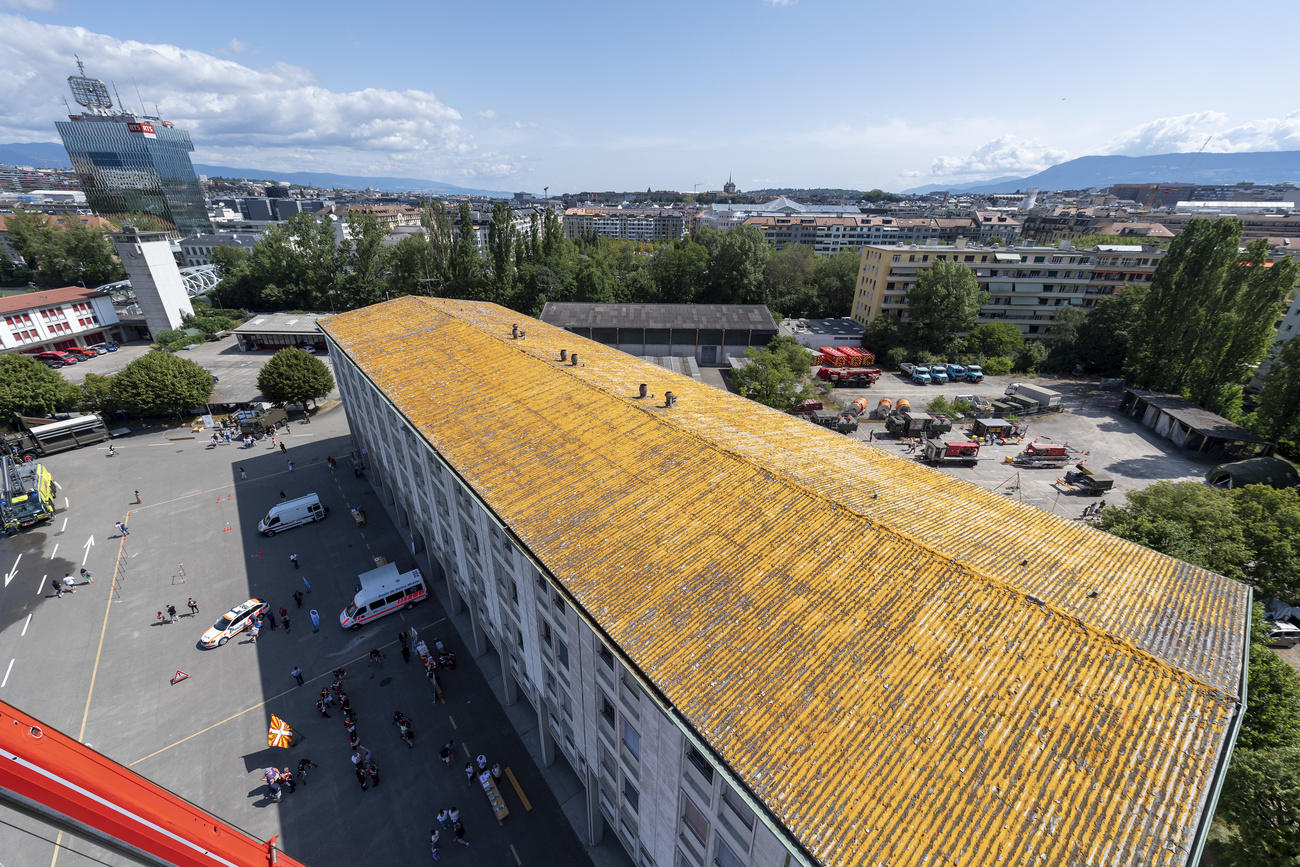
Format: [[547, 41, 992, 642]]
[[35, 350, 77, 366], [89, 342, 118, 352], [65, 347, 99, 360], [199, 598, 269, 648]]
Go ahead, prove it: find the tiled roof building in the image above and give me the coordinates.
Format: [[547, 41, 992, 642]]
[[321, 297, 1248, 867]]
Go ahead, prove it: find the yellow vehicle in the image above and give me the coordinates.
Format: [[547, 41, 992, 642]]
[[1, 457, 56, 534]]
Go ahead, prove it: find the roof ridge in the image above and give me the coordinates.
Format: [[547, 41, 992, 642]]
[[431, 298, 1237, 704]]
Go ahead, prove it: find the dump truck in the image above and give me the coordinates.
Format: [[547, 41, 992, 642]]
[[1060, 462, 1115, 496], [911, 366, 932, 385], [963, 364, 984, 383], [236, 407, 288, 435], [886, 411, 942, 438], [1013, 442, 1070, 468], [945, 363, 965, 379], [921, 440, 980, 466], [928, 365, 949, 384]]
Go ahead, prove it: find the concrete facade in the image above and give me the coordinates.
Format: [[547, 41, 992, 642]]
[[0, 285, 121, 353], [109, 229, 194, 336], [325, 345, 797, 867]]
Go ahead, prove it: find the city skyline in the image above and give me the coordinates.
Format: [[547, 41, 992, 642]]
[[0, 0, 1297, 192]]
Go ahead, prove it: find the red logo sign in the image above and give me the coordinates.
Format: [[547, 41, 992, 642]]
[[127, 122, 156, 137]]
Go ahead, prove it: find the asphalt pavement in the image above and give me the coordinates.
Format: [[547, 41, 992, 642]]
[[0, 406, 596, 866]]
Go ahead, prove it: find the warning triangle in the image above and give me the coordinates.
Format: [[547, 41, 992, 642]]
[[171, 670, 189, 685]]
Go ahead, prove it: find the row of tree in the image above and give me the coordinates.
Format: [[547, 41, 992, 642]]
[[0, 211, 125, 288], [205, 207, 859, 320], [0, 347, 333, 421], [1095, 482, 1300, 864]]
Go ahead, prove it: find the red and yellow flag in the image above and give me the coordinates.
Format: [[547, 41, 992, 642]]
[[268, 715, 293, 749]]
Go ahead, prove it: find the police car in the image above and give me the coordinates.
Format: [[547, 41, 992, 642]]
[[200, 598, 269, 648]]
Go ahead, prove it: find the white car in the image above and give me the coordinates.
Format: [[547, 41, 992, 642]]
[[199, 598, 268, 648]]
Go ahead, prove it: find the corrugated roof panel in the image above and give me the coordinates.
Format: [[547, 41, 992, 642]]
[[320, 297, 1247, 867]]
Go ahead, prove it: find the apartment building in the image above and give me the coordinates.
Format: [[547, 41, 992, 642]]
[[320, 296, 1245, 867], [177, 231, 262, 267], [972, 210, 1022, 244], [1018, 208, 1100, 244], [851, 239, 1163, 335], [740, 215, 981, 254], [0, 285, 121, 354], [563, 208, 686, 242]]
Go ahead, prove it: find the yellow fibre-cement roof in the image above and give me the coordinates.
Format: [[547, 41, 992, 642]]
[[321, 297, 1247, 867]]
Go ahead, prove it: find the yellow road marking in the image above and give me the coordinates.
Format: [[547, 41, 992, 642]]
[[448, 714, 457, 730], [505, 767, 532, 812], [48, 830, 63, 867], [510, 843, 522, 865], [129, 618, 446, 767], [77, 532, 125, 739]]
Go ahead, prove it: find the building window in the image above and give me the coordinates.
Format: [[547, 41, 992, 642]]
[[542, 621, 552, 646], [599, 693, 616, 730], [681, 792, 709, 845], [686, 745, 714, 784], [720, 786, 754, 832], [714, 839, 744, 867], [556, 639, 569, 669], [623, 780, 640, 814], [599, 645, 614, 670], [622, 722, 641, 761]]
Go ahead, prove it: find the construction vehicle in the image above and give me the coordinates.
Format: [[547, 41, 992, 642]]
[[1, 455, 57, 534], [895, 397, 911, 412], [873, 398, 892, 418], [921, 440, 980, 466], [962, 364, 984, 383], [816, 365, 881, 387], [1058, 462, 1115, 496], [945, 363, 965, 379], [817, 346, 876, 367], [810, 410, 858, 434], [791, 399, 823, 415], [5, 414, 108, 459], [911, 365, 932, 385], [928, 365, 949, 384], [1012, 441, 1070, 468], [886, 411, 945, 438]]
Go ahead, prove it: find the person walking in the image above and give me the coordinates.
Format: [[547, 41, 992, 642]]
[[430, 828, 441, 861], [289, 553, 299, 569], [315, 698, 330, 718], [266, 609, 277, 630], [279, 441, 287, 454], [448, 807, 460, 826], [440, 741, 455, 766], [249, 622, 261, 644], [354, 766, 368, 792], [436, 809, 450, 829], [167, 604, 177, 623], [239, 467, 247, 480], [365, 761, 379, 788], [53, 577, 64, 598], [134, 490, 141, 504], [281, 610, 292, 633], [280, 768, 296, 794], [115, 521, 130, 537], [187, 597, 198, 615], [310, 609, 320, 632], [290, 665, 304, 686], [464, 761, 474, 784], [453, 821, 468, 847], [287, 459, 294, 472], [62, 575, 77, 594], [293, 590, 304, 608], [80, 568, 94, 584]]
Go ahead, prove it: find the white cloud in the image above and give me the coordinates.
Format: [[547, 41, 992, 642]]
[[0, 14, 523, 182], [477, 109, 495, 119], [1105, 110, 1300, 155], [223, 37, 252, 56], [928, 135, 1068, 180], [0, 0, 56, 10]]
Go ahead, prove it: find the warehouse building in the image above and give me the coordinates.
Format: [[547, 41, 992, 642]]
[[540, 302, 777, 365], [320, 297, 1249, 867]]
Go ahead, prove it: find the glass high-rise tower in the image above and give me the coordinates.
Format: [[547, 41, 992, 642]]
[[55, 61, 212, 236]]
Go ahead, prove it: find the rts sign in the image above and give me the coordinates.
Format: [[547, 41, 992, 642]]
[[126, 122, 156, 138]]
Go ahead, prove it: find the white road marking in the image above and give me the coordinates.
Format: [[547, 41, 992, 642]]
[[1, 659, 13, 688], [37, 573, 47, 596], [51, 543, 59, 558], [64, 496, 69, 510], [82, 535, 95, 565], [61, 517, 68, 532], [4, 554, 19, 587], [21, 613, 31, 637]]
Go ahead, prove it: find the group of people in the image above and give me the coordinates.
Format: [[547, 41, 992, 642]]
[[430, 805, 471, 858], [51, 568, 95, 598], [313, 667, 384, 792], [1081, 500, 1108, 519], [262, 759, 315, 802], [248, 605, 292, 643], [152, 598, 198, 622], [407, 633, 456, 700]]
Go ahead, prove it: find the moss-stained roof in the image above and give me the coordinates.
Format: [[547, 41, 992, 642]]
[[321, 297, 1248, 867]]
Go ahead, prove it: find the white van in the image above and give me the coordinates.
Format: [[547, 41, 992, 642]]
[[257, 493, 326, 536], [340, 563, 426, 629]]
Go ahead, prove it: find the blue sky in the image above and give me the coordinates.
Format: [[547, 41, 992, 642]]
[[1, 0, 1298, 191]]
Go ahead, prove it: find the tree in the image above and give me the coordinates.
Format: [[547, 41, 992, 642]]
[[334, 212, 390, 310], [730, 336, 814, 410], [1, 210, 125, 288], [1014, 340, 1049, 373], [1254, 337, 1300, 449], [109, 351, 214, 417], [907, 259, 985, 352], [763, 244, 817, 317], [0, 354, 77, 420], [648, 241, 709, 304], [488, 202, 518, 301], [705, 225, 770, 305], [257, 348, 336, 410], [862, 315, 907, 365], [1074, 285, 1147, 375], [967, 321, 1024, 358], [1216, 747, 1300, 867], [1230, 485, 1300, 602], [448, 202, 488, 299], [79, 373, 116, 413], [1043, 305, 1088, 371], [1127, 218, 1297, 413], [812, 248, 860, 317]]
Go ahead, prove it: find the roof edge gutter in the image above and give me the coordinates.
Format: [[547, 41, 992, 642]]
[[1186, 586, 1252, 867]]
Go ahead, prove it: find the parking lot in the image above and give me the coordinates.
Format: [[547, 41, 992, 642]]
[[0, 405, 607, 866], [823, 373, 1210, 517], [52, 334, 339, 407]]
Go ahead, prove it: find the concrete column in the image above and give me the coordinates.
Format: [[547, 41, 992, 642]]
[[466, 593, 487, 657], [536, 698, 556, 768], [499, 651, 518, 706], [585, 767, 605, 845]]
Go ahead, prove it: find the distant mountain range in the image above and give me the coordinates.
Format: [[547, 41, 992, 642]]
[[0, 141, 514, 196], [904, 151, 1300, 194]]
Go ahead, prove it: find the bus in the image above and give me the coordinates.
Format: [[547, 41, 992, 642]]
[[5, 414, 108, 459], [2, 458, 56, 534]]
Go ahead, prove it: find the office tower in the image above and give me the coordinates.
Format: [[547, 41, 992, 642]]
[[55, 60, 213, 236]]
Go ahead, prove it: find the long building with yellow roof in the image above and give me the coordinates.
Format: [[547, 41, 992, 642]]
[[319, 296, 1249, 867]]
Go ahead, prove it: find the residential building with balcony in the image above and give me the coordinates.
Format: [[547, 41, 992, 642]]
[[320, 296, 1246, 867], [741, 215, 980, 255], [0, 285, 121, 354], [563, 208, 685, 243], [851, 240, 1163, 336]]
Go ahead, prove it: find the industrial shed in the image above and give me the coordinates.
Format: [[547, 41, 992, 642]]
[[539, 302, 777, 365], [1120, 388, 1275, 458]]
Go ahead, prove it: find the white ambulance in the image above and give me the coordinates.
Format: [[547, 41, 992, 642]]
[[340, 562, 427, 629]]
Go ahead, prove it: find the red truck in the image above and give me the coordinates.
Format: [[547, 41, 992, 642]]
[[921, 440, 980, 466], [1014, 442, 1070, 468]]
